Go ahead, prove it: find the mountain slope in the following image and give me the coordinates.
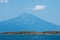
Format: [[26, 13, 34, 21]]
[[0, 13, 60, 32]]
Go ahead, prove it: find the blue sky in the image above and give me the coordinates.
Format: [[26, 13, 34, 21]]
[[0, 0, 60, 25]]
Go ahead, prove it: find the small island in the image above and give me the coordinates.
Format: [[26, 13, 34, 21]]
[[0, 31, 60, 34]]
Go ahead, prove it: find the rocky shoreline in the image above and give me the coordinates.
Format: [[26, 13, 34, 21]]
[[0, 31, 60, 34]]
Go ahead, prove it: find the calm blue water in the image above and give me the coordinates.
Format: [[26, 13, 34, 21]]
[[0, 34, 60, 40]]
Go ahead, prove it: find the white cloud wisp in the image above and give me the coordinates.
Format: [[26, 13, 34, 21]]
[[0, 0, 8, 3], [33, 5, 46, 11]]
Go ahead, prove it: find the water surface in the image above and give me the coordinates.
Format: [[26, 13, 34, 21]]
[[0, 34, 60, 40]]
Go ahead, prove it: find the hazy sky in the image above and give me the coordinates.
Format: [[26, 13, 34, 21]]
[[0, 0, 60, 25]]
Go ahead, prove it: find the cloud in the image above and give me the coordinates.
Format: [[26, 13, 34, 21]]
[[0, 0, 8, 3], [32, 5, 46, 11]]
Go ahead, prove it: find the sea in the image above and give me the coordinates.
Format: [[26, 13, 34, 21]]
[[0, 34, 60, 40]]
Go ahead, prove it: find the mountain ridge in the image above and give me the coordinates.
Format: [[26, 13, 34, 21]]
[[0, 13, 60, 32]]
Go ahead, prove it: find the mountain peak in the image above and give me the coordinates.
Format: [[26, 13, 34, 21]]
[[17, 12, 36, 19]]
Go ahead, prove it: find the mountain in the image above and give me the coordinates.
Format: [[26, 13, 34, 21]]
[[0, 13, 60, 32]]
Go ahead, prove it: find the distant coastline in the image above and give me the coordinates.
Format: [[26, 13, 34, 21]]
[[1, 31, 60, 34]]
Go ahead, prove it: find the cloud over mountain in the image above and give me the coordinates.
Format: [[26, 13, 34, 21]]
[[32, 5, 46, 11]]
